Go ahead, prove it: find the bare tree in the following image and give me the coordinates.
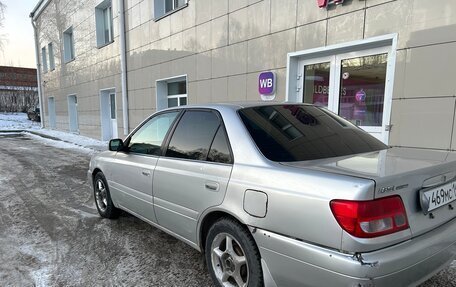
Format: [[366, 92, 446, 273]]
[[0, 2, 6, 52]]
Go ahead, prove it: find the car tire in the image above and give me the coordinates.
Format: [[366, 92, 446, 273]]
[[205, 218, 264, 287], [93, 172, 120, 219]]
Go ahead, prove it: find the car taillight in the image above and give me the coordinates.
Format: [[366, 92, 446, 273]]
[[330, 196, 409, 238]]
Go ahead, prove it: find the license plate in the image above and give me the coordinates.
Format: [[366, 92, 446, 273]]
[[420, 180, 456, 214]]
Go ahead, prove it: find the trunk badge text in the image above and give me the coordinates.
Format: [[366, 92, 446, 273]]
[[379, 186, 395, 193], [379, 184, 408, 193]]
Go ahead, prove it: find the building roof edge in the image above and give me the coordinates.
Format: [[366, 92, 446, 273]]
[[29, 0, 50, 20]]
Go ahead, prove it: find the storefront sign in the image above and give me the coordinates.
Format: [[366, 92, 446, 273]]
[[317, 0, 344, 8], [355, 89, 366, 102], [259, 72, 276, 101]]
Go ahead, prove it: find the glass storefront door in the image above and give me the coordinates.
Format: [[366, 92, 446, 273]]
[[302, 58, 333, 108], [299, 46, 391, 142]]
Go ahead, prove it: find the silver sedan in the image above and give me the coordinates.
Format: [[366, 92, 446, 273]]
[[88, 103, 456, 287]]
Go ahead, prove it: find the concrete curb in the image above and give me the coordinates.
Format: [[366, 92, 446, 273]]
[[0, 130, 25, 133], [27, 130, 64, 142]]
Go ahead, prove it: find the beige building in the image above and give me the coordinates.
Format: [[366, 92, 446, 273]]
[[31, 0, 456, 151]]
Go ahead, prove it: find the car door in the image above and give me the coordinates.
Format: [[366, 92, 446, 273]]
[[153, 109, 233, 243], [109, 111, 180, 223]]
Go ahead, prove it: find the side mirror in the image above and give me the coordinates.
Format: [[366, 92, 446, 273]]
[[109, 139, 125, 151]]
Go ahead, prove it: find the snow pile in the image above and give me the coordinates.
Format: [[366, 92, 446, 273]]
[[0, 112, 40, 130]]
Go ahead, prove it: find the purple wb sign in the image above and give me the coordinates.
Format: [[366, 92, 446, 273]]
[[258, 72, 276, 101]]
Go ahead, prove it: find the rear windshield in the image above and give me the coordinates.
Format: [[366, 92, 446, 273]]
[[238, 105, 387, 162]]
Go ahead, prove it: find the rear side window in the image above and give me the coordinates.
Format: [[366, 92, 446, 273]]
[[166, 110, 221, 161], [208, 126, 232, 164], [239, 105, 387, 162]]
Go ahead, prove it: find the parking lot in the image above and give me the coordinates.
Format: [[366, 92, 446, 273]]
[[0, 133, 454, 286], [0, 133, 212, 286]]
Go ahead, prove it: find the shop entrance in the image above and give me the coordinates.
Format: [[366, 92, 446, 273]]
[[287, 35, 397, 144], [298, 47, 390, 142]]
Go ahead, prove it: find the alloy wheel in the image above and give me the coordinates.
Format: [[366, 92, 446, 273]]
[[95, 179, 108, 212], [211, 233, 249, 287]]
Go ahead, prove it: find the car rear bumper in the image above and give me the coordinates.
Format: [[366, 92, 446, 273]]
[[251, 218, 456, 287]]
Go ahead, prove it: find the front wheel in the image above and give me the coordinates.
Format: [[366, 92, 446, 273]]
[[205, 218, 264, 287], [93, 172, 120, 219]]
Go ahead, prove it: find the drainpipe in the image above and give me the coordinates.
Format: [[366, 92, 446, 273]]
[[30, 13, 45, 129], [118, 0, 129, 136]]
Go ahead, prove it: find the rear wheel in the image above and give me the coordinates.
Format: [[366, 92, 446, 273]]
[[93, 172, 120, 219], [205, 218, 263, 287]]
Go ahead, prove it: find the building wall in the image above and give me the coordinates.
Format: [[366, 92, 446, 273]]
[[37, 0, 122, 139], [369, 0, 456, 150], [36, 0, 456, 150]]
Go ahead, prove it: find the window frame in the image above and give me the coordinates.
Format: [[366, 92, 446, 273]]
[[162, 108, 234, 164], [109, 92, 116, 120], [287, 34, 398, 144], [63, 27, 75, 63], [121, 108, 234, 164], [122, 109, 184, 157], [207, 124, 233, 164], [167, 79, 187, 108], [48, 43, 55, 71], [41, 46, 48, 73], [95, 0, 114, 48], [167, 94, 187, 108], [153, 0, 188, 22], [156, 75, 188, 110]]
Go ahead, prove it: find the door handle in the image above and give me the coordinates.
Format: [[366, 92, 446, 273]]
[[142, 170, 151, 176], [205, 182, 220, 191]]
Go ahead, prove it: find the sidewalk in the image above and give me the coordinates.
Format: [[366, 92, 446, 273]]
[[0, 112, 107, 153], [27, 129, 108, 152]]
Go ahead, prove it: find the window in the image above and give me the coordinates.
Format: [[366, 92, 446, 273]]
[[167, 81, 187, 108], [166, 0, 186, 12], [166, 111, 221, 161], [154, 0, 187, 19], [128, 111, 179, 155], [110, 93, 116, 120], [48, 43, 55, 70], [207, 126, 232, 164], [239, 105, 387, 162], [95, 0, 114, 47], [338, 54, 387, 127], [156, 75, 188, 110], [41, 46, 47, 73], [63, 27, 75, 62], [300, 51, 389, 141]]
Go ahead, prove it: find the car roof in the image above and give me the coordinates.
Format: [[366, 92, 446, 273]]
[[160, 102, 312, 112]]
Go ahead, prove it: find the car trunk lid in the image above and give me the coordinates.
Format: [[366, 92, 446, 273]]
[[281, 147, 456, 238]]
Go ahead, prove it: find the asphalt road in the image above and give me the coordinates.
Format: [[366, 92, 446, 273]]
[[0, 133, 454, 286], [0, 134, 212, 286]]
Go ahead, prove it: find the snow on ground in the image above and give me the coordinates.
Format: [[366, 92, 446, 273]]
[[25, 133, 105, 155], [0, 112, 107, 152], [30, 129, 107, 152], [0, 112, 41, 130]]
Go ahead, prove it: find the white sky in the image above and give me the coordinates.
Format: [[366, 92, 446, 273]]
[[0, 0, 38, 68]]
